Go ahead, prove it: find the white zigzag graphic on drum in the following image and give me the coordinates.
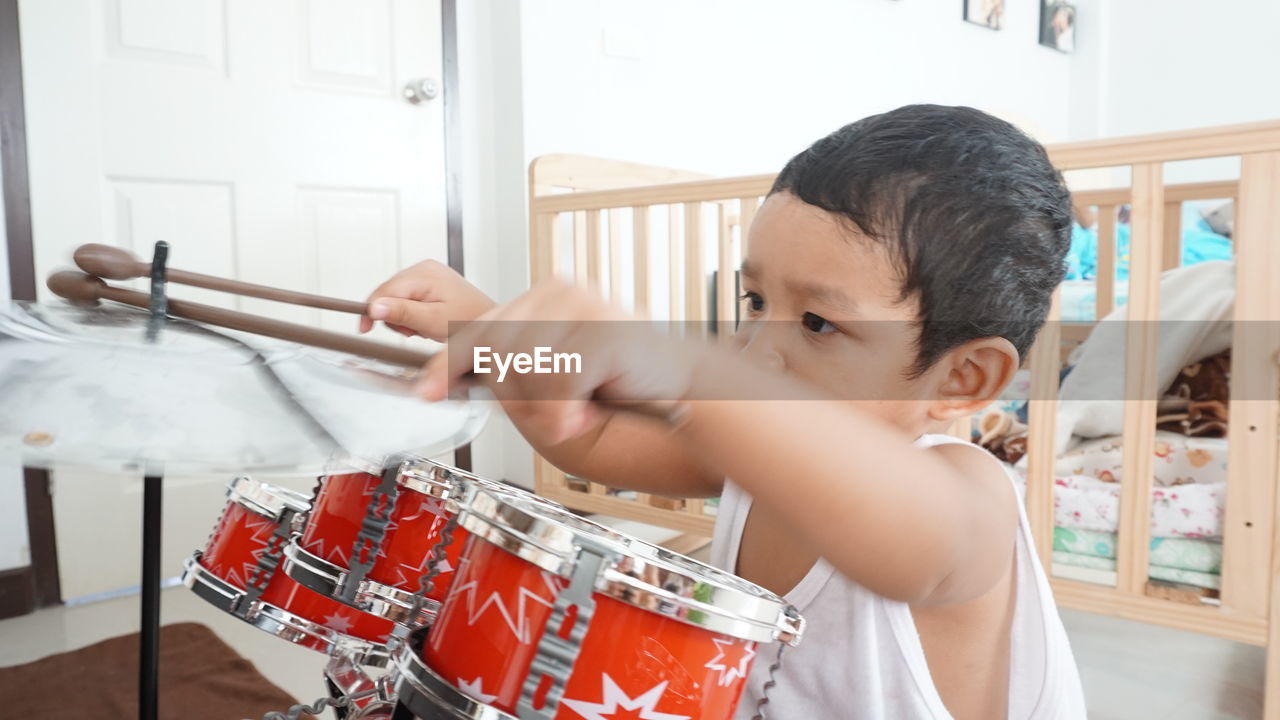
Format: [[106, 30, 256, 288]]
[[386, 514, 452, 588], [560, 675, 690, 720], [435, 557, 565, 645], [703, 637, 757, 687], [456, 677, 498, 704], [304, 511, 397, 568], [213, 513, 277, 589]]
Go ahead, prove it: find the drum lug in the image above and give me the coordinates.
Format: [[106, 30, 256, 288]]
[[516, 537, 620, 720], [338, 461, 402, 606]]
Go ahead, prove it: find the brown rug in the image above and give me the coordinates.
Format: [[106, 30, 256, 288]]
[[0, 622, 314, 719]]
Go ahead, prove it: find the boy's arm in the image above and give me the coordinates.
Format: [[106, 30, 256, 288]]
[[513, 410, 724, 498], [360, 263, 722, 498], [673, 353, 1018, 607]]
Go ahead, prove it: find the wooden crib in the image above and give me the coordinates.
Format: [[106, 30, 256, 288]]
[[527, 120, 1280, 715]]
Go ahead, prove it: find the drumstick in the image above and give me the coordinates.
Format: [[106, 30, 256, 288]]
[[47, 271, 430, 368], [47, 271, 687, 424], [73, 244, 368, 316]]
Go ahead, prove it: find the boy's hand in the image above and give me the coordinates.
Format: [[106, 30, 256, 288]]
[[358, 259, 496, 340], [417, 280, 700, 446]]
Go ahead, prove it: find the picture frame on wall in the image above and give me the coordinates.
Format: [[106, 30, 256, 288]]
[[963, 0, 1004, 30], [1040, 0, 1076, 52]]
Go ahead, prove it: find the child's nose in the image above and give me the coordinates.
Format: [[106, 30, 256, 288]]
[[736, 323, 787, 372]]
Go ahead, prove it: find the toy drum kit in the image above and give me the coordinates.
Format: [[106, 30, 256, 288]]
[[0, 242, 807, 720]]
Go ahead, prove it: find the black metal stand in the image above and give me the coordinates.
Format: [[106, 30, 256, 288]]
[[139, 241, 169, 720], [140, 473, 163, 720]]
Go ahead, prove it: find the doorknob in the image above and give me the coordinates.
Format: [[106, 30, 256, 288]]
[[403, 78, 439, 104]]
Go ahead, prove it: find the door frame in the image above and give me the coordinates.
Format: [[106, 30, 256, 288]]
[[0, 0, 61, 619], [0, 0, 469, 617]]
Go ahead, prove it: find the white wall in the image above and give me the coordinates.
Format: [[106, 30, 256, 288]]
[[521, 0, 1102, 177], [1094, 0, 1280, 186], [0, 156, 32, 572], [1102, 0, 1280, 138]]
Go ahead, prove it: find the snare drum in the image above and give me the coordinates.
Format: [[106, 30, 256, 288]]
[[283, 456, 558, 627], [393, 490, 805, 720], [182, 476, 394, 665]]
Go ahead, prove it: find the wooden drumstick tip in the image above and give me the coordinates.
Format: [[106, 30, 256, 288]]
[[74, 243, 144, 281], [47, 271, 106, 304]]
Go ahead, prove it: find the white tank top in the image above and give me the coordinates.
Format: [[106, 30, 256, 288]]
[[710, 433, 1087, 719]]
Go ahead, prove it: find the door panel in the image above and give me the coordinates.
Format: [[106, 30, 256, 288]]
[[20, 0, 446, 599]]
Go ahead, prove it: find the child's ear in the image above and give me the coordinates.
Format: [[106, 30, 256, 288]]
[[927, 337, 1020, 422]]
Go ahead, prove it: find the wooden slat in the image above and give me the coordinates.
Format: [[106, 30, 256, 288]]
[[1162, 201, 1183, 271], [1025, 288, 1062, 569], [589, 480, 607, 496], [572, 212, 588, 286], [1048, 118, 1280, 170], [738, 196, 759, 255], [716, 203, 736, 342], [660, 533, 712, 556], [534, 175, 777, 214], [1052, 578, 1267, 646], [668, 205, 682, 320], [532, 213, 560, 283], [528, 153, 708, 191], [1096, 203, 1117, 319], [633, 206, 651, 315], [535, 456, 569, 492], [1114, 162, 1163, 595], [1223, 152, 1280, 622], [585, 209, 603, 290], [540, 487, 717, 536], [684, 202, 706, 329], [607, 208, 625, 302], [1072, 180, 1239, 208]]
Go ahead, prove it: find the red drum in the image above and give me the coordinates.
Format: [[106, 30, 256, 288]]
[[283, 456, 559, 628], [392, 490, 805, 720], [182, 476, 394, 665]]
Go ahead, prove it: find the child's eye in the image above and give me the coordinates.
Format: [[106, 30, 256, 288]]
[[740, 291, 765, 313], [801, 312, 836, 335]]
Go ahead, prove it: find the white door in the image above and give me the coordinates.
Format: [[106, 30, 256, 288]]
[[18, 0, 448, 600]]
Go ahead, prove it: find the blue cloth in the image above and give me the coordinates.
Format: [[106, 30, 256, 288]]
[[1064, 205, 1232, 281]]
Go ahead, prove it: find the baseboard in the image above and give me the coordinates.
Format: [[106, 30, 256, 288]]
[[0, 566, 36, 620]]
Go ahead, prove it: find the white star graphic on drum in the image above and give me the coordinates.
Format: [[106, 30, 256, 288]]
[[456, 676, 498, 704], [387, 540, 456, 589], [561, 675, 690, 720], [703, 637, 757, 687], [215, 513, 277, 589], [439, 558, 565, 644], [322, 612, 355, 635]]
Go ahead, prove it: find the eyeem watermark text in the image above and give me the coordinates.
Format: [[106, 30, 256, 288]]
[[473, 346, 582, 382]]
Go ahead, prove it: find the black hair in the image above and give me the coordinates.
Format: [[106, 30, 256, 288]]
[[770, 104, 1072, 375]]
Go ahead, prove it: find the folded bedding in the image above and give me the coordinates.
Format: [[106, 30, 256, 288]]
[[1052, 526, 1221, 574], [1051, 551, 1221, 590], [1053, 432, 1228, 487], [1012, 469, 1225, 539]]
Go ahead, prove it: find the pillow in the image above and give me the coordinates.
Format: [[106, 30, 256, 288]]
[[1054, 260, 1235, 453]]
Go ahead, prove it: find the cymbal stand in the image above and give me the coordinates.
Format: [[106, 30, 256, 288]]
[[139, 240, 168, 720]]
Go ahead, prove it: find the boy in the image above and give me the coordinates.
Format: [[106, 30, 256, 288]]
[[361, 105, 1086, 719]]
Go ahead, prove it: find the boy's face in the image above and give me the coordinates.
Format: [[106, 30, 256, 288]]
[[737, 192, 943, 434]]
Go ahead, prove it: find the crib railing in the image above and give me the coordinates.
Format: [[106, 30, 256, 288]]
[[528, 121, 1280, 681]]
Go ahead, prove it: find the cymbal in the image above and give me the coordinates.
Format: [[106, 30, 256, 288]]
[[0, 301, 487, 474]]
